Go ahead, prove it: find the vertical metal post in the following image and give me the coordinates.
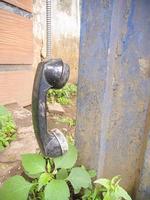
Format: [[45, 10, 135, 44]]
[[76, 1, 150, 199]]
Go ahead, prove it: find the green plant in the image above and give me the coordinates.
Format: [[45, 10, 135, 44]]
[[56, 116, 76, 127], [0, 144, 92, 200], [0, 143, 132, 200], [66, 134, 75, 144], [47, 83, 77, 105], [0, 105, 16, 151], [82, 176, 132, 200]]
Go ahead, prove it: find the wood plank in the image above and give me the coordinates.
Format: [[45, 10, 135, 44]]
[[0, 9, 33, 64], [2, 0, 32, 12], [0, 70, 35, 106]]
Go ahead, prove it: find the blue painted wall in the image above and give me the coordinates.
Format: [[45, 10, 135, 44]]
[[76, 1, 150, 199]]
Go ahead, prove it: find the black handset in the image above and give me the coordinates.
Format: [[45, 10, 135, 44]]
[[32, 59, 70, 157]]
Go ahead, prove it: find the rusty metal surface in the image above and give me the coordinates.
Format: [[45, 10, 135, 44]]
[[76, 0, 150, 199]]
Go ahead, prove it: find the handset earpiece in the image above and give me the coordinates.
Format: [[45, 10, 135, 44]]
[[32, 59, 70, 157], [44, 58, 70, 89]]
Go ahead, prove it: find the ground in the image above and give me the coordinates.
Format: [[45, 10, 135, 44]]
[[47, 96, 76, 139], [0, 96, 76, 185]]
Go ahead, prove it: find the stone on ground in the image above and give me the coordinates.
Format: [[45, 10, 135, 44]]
[[47, 102, 65, 114]]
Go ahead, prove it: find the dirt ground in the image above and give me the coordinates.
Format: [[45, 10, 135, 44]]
[[47, 96, 77, 139]]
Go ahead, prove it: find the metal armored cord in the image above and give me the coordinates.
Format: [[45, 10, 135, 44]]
[[46, 0, 51, 59]]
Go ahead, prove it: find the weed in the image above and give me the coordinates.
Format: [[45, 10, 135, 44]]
[[0, 144, 90, 200], [82, 176, 132, 200], [0, 143, 132, 200], [66, 134, 75, 144], [0, 105, 16, 151], [47, 83, 77, 105], [57, 116, 76, 127]]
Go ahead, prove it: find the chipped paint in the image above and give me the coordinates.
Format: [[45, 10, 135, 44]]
[[76, 1, 150, 199], [139, 58, 150, 78]]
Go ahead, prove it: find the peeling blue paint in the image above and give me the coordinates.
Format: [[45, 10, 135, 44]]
[[76, 1, 150, 199]]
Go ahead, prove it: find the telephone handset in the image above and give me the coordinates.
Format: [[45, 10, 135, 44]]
[[32, 59, 70, 157]]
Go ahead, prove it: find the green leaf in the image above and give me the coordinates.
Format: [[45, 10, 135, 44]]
[[94, 178, 110, 189], [21, 153, 46, 175], [111, 175, 121, 190], [44, 179, 70, 200], [54, 144, 77, 169], [82, 188, 92, 199], [0, 175, 32, 200], [103, 191, 112, 200], [0, 141, 5, 151], [74, 187, 81, 194], [115, 186, 132, 200], [0, 106, 16, 150], [111, 175, 121, 185], [38, 172, 52, 191], [88, 169, 97, 178], [0, 105, 9, 116], [67, 167, 91, 193], [56, 168, 68, 180]]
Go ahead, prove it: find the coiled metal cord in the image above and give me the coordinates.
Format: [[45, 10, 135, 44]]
[[46, 0, 51, 59]]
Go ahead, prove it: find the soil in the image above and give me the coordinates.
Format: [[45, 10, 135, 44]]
[[47, 96, 77, 138]]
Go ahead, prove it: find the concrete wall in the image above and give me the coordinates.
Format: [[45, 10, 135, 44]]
[[33, 0, 80, 83]]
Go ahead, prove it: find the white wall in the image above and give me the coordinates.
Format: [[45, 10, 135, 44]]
[[33, 0, 80, 82]]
